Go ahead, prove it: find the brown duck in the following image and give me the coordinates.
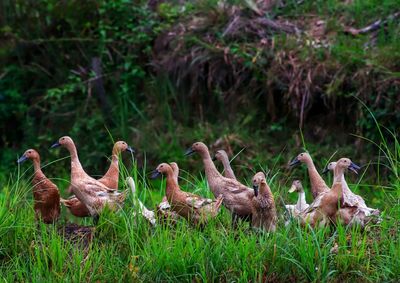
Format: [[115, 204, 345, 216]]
[[300, 158, 360, 227], [213, 149, 237, 180], [290, 152, 329, 199], [323, 161, 380, 227], [157, 162, 179, 224], [17, 149, 61, 224], [51, 136, 125, 221], [185, 142, 253, 223], [156, 162, 181, 224], [152, 162, 223, 226], [251, 172, 277, 232]]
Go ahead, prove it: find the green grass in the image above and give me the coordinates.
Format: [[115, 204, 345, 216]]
[[1, 124, 399, 282]]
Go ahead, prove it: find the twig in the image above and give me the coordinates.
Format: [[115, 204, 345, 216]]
[[345, 11, 400, 36]]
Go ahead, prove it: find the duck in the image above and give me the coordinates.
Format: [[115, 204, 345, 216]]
[[126, 177, 156, 226], [185, 142, 254, 224], [97, 141, 134, 189], [299, 158, 360, 227], [285, 180, 309, 217], [63, 140, 133, 217], [156, 162, 181, 224], [151, 162, 223, 226], [17, 149, 61, 224], [213, 150, 237, 180], [66, 140, 134, 193], [323, 162, 380, 227], [289, 152, 329, 199], [251, 172, 277, 232], [51, 136, 125, 222]]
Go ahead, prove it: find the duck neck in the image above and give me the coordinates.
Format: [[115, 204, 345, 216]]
[[259, 181, 273, 202], [221, 158, 236, 179], [297, 190, 306, 207], [32, 157, 45, 179], [65, 142, 85, 177], [104, 154, 119, 176], [199, 151, 223, 181], [305, 159, 327, 193], [332, 167, 345, 197], [165, 170, 180, 200], [333, 167, 345, 184]]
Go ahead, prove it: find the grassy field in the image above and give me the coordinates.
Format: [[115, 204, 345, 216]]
[[0, 123, 399, 282]]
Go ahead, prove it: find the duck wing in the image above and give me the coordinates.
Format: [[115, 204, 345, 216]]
[[223, 179, 253, 194], [184, 192, 213, 209]]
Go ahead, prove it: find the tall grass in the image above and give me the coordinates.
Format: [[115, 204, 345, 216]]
[[1, 120, 399, 282]]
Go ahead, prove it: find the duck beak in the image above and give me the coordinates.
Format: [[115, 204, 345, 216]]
[[348, 162, 361, 174], [253, 185, 259, 197], [150, 170, 161, 179], [321, 167, 329, 175], [289, 157, 300, 167], [288, 185, 296, 193], [17, 155, 28, 164], [184, 148, 195, 156], [126, 146, 135, 154], [50, 142, 61, 149]]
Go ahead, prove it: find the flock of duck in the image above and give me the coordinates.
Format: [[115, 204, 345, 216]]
[[18, 137, 380, 232]]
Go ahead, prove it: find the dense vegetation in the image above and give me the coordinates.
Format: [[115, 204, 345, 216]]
[[0, 0, 399, 281]]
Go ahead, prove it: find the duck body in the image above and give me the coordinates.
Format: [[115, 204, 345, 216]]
[[251, 172, 277, 232], [153, 163, 223, 225], [18, 149, 61, 224], [186, 142, 253, 220]]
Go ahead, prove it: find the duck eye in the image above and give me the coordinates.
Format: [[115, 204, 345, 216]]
[[300, 153, 303, 156]]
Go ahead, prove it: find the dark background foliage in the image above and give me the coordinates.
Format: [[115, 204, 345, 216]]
[[0, 0, 399, 179]]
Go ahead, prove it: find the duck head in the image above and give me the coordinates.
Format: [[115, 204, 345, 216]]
[[169, 162, 179, 172], [252, 172, 266, 197], [322, 161, 337, 175], [335, 158, 360, 175], [289, 152, 312, 167], [17, 149, 40, 164], [212, 149, 229, 162], [185, 142, 208, 157], [50, 136, 74, 149], [113, 141, 135, 154], [289, 180, 303, 193], [151, 163, 173, 179]]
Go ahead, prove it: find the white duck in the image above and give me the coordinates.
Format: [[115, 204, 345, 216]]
[[285, 180, 309, 217], [126, 177, 156, 226]]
